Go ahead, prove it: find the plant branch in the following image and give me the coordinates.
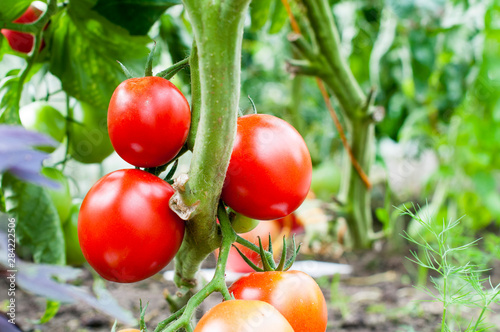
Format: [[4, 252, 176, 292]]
[[155, 203, 236, 332]]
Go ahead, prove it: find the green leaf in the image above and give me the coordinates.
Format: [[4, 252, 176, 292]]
[[45, 4, 150, 110], [34, 300, 60, 324], [0, 75, 21, 124], [93, 0, 181, 36], [250, 0, 273, 32], [2, 173, 65, 265], [268, 0, 288, 34], [0, 0, 32, 22]]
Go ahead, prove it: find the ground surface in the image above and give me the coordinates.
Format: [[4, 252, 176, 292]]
[[2, 250, 498, 332]]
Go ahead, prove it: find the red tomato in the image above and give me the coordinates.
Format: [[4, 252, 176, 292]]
[[225, 220, 281, 273], [78, 169, 185, 283], [1, 5, 43, 53], [229, 271, 328, 332], [107, 76, 190, 167], [194, 300, 294, 332], [221, 114, 312, 220]]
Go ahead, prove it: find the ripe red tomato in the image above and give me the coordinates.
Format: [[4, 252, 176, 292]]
[[78, 169, 185, 283], [229, 270, 328, 332], [107, 76, 190, 168], [221, 114, 312, 220], [194, 300, 294, 332], [225, 220, 281, 273], [1, 5, 43, 53]]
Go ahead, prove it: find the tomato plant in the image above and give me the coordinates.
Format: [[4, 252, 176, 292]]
[[225, 219, 281, 273], [64, 202, 86, 266], [20, 101, 65, 153], [107, 76, 190, 168], [78, 169, 185, 283], [229, 270, 328, 332], [41, 167, 71, 224], [194, 300, 294, 332], [69, 102, 114, 164], [1, 4, 43, 53], [221, 114, 312, 220]]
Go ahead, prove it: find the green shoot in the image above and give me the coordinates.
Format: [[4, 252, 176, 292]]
[[400, 205, 500, 331]]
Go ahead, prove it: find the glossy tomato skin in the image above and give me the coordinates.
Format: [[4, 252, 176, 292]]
[[78, 169, 185, 283], [194, 300, 294, 332], [1, 5, 43, 53], [107, 77, 190, 168], [221, 114, 312, 220], [229, 270, 328, 332]]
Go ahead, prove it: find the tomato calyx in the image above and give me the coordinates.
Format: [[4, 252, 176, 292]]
[[233, 234, 301, 272], [117, 44, 190, 81]]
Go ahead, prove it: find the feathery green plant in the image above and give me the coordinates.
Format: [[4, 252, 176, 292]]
[[401, 206, 500, 332]]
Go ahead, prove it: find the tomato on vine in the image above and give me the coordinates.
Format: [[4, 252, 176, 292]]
[[227, 233, 327, 332], [229, 270, 328, 332], [194, 300, 294, 332], [1, 4, 43, 53], [221, 114, 312, 220], [107, 76, 190, 168], [78, 169, 185, 283]]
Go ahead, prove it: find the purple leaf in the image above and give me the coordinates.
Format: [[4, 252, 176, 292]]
[[0, 125, 58, 188], [0, 125, 57, 149]]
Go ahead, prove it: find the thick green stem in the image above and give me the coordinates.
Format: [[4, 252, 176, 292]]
[[341, 118, 374, 248], [186, 43, 200, 150], [169, 0, 250, 300], [295, 0, 375, 249]]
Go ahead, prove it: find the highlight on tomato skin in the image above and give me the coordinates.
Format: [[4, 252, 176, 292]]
[[221, 114, 312, 221], [107, 76, 191, 168], [78, 169, 185, 283], [1, 4, 44, 53], [194, 300, 294, 332], [228, 270, 328, 332]]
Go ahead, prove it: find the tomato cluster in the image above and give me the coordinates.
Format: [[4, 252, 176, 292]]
[[78, 76, 190, 283]]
